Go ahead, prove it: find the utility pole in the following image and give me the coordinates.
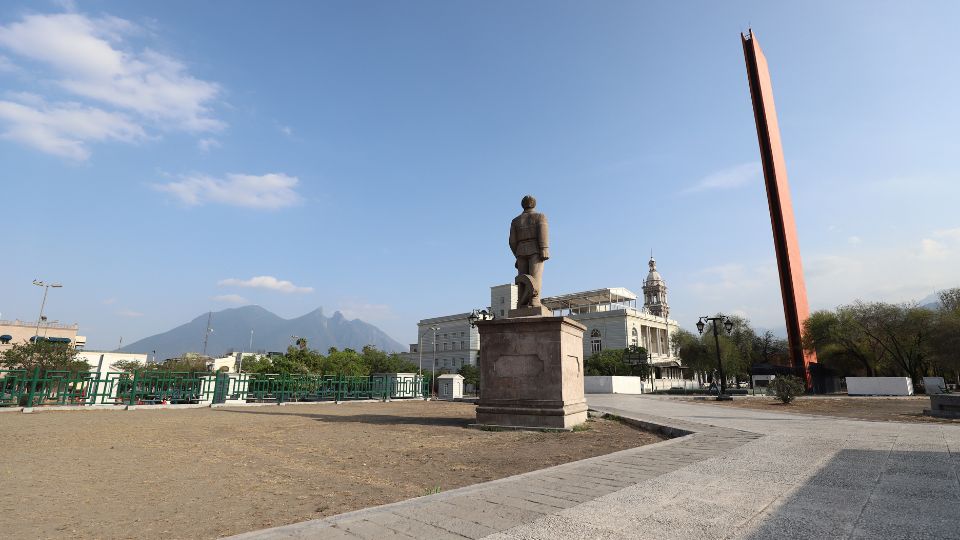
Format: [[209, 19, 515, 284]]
[[202, 311, 213, 356], [32, 280, 62, 343]]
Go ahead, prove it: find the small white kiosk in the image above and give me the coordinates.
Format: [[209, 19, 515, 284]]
[[437, 374, 464, 400]]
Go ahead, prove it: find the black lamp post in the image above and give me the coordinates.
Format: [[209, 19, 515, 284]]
[[697, 315, 735, 401], [468, 309, 495, 327]]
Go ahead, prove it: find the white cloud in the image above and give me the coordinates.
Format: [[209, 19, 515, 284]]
[[279, 125, 293, 137], [153, 172, 302, 209], [847, 236, 862, 245], [920, 238, 948, 260], [0, 99, 146, 160], [212, 294, 249, 304], [934, 227, 960, 241], [685, 162, 762, 193], [218, 275, 313, 294], [0, 54, 16, 72], [117, 308, 143, 318], [197, 138, 220, 152], [0, 11, 222, 158], [101, 297, 117, 305], [52, 0, 78, 12]]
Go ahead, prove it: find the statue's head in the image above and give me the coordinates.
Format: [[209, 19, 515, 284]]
[[521, 195, 536, 210]]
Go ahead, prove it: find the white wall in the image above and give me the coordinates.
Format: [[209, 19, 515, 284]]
[[75, 351, 148, 372], [584, 376, 644, 394], [846, 377, 914, 396]]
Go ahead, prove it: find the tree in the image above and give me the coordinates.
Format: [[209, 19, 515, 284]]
[[239, 355, 274, 374], [112, 360, 146, 373], [458, 364, 479, 387], [672, 328, 711, 382], [361, 346, 418, 374], [159, 355, 211, 374], [752, 330, 789, 366], [929, 288, 960, 381], [322, 348, 368, 376], [0, 340, 88, 374], [852, 302, 934, 384], [769, 375, 805, 404], [584, 347, 650, 378], [803, 308, 886, 377], [939, 288, 960, 313]]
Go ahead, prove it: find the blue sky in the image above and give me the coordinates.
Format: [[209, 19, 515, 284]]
[[2, 0, 959, 351]]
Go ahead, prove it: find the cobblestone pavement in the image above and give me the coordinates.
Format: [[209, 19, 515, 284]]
[[229, 395, 960, 540]]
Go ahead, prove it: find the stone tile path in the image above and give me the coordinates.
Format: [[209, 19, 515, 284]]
[[229, 395, 960, 540]]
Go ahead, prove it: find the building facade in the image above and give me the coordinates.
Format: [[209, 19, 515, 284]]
[[0, 318, 85, 353], [408, 256, 686, 382], [408, 313, 479, 373]]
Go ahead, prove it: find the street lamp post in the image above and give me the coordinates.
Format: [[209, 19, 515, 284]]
[[697, 315, 735, 401], [431, 326, 440, 397], [32, 280, 62, 343], [418, 326, 439, 399]]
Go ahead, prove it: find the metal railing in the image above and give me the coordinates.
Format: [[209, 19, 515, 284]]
[[0, 369, 431, 408]]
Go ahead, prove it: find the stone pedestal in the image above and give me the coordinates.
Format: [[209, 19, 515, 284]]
[[508, 305, 551, 318], [475, 316, 587, 430]]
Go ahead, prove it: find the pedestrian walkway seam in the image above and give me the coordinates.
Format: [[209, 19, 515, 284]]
[[227, 407, 766, 539]]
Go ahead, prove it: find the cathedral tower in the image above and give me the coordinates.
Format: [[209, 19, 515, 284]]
[[642, 255, 669, 318]]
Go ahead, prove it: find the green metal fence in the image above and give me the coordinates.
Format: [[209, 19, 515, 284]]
[[0, 369, 431, 408]]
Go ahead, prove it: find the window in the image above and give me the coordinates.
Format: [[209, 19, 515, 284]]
[[460, 331, 465, 337], [631, 327, 639, 348], [590, 329, 602, 353], [500, 297, 505, 305], [444, 333, 448, 339], [500, 310, 504, 317], [461, 340, 466, 350]]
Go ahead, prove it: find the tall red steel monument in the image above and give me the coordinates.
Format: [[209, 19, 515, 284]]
[[741, 29, 818, 383]]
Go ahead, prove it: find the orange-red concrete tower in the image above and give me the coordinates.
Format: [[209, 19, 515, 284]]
[[741, 30, 818, 382]]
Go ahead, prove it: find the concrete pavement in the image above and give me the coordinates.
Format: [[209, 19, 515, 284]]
[[229, 395, 960, 539]]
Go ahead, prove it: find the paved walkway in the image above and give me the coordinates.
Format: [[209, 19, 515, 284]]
[[230, 395, 960, 540]]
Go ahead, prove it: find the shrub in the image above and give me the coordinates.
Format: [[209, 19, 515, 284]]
[[768, 375, 806, 404]]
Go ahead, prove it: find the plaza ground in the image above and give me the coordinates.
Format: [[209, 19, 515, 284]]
[[680, 394, 960, 423], [0, 400, 662, 539], [235, 394, 960, 539]]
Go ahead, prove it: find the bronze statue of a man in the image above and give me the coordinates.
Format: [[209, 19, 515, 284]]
[[509, 195, 549, 309]]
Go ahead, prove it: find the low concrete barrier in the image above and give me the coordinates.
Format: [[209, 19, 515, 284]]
[[846, 377, 914, 396], [926, 394, 960, 418], [923, 376, 947, 394], [584, 376, 644, 394]]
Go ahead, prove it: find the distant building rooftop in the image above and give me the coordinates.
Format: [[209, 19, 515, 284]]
[[541, 288, 637, 311]]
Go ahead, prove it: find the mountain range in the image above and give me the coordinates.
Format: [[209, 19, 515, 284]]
[[118, 306, 404, 358]]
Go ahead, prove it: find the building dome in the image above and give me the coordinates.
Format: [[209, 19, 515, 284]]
[[645, 257, 663, 285]]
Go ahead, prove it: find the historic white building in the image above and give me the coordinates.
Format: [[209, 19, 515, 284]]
[[409, 257, 687, 383], [409, 313, 479, 373]]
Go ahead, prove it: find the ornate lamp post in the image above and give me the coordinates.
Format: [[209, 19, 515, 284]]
[[697, 315, 735, 401], [467, 309, 494, 327]]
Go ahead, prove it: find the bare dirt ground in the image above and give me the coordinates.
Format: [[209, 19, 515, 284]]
[[680, 395, 959, 423], [0, 400, 663, 539]]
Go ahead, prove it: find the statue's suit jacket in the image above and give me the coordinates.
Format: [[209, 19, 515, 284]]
[[509, 211, 549, 259]]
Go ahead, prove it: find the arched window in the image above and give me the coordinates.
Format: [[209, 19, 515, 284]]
[[590, 329, 602, 353], [630, 327, 638, 348]]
